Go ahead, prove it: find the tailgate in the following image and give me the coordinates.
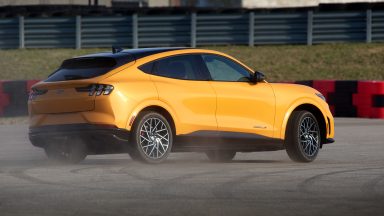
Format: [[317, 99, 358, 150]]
[[29, 81, 95, 114]]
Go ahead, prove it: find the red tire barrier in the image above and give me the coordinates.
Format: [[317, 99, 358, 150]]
[[357, 81, 384, 95], [312, 80, 336, 115], [371, 108, 384, 118], [374, 95, 384, 107], [26, 80, 40, 94], [353, 81, 384, 119], [294, 80, 383, 119], [332, 81, 358, 117], [2, 81, 28, 117], [0, 80, 39, 117], [0, 81, 11, 116]]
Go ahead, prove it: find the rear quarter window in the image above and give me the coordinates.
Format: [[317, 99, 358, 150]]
[[138, 62, 154, 74]]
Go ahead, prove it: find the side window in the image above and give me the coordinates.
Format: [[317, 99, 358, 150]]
[[202, 54, 252, 82], [152, 54, 208, 81], [138, 62, 154, 74]]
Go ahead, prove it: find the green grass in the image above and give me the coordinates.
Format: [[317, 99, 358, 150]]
[[0, 43, 383, 81]]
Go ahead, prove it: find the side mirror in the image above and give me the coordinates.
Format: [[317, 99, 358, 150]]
[[252, 71, 266, 83]]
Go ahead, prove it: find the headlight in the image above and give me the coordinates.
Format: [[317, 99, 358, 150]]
[[316, 93, 326, 102]]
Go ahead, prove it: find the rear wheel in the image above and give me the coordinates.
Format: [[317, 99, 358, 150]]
[[206, 150, 236, 162], [285, 110, 321, 162], [44, 137, 87, 164], [129, 111, 173, 164]]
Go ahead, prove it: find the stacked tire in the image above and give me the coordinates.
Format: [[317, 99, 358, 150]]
[[294, 80, 384, 119], [353, 81, 384, 118]]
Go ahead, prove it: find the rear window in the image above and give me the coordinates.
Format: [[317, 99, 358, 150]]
[[45, 57, 118, 82]]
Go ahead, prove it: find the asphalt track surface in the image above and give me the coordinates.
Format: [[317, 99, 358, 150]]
[[0, 118, 383, 216]]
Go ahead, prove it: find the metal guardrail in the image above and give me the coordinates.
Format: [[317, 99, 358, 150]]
[[0, 9, 384, 49]]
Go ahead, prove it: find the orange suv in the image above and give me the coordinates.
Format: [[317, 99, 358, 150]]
[[29, 47, 335, 163]]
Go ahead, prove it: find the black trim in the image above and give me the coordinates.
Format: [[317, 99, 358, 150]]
[[172, 131, 284, 152], [29, 125, 330, 154], [29, 124, 131, 154], [325, 138, 335, 144]]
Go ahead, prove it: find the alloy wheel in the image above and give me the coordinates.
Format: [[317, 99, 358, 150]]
[[139, 117, 170, 159], [299, 116, 320, 157]]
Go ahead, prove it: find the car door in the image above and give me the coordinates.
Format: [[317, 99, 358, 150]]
[[143, 54, 217, 134], [201, 54, 276, 137]]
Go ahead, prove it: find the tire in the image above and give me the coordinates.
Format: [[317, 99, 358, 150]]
[[285, 110, 321, 162], [44, 136, 87, 164], [206, 150, 236, 162], [129, 111, 173, 164]]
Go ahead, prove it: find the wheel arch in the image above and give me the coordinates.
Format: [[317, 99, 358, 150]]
[[281, 103, 327, 145], [126, 101, 178, 135], [136, 105, 176, 135]]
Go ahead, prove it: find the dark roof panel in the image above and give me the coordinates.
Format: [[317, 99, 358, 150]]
[[72, 47, 188, 69], [78, 47, 187, 60], [123, 47, 188, 60]]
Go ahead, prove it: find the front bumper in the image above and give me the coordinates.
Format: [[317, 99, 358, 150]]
[[29, 123, 131, 154]]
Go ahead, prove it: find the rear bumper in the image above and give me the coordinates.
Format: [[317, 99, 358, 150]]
[[29, 124, 131, 154], [325, 138, 335, 144]]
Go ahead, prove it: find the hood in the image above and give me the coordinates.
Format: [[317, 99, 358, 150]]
[[269, 82, 326, 105]]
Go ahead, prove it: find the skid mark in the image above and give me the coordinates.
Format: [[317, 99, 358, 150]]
[[211, 167, 316, 199], [6, 166, 133, 194], [148, 169, 229, 199], [69, 166, 106, 174], [8, 167, 63, 186], [298, 167, 384, 194], [361, 174, 384, 197]]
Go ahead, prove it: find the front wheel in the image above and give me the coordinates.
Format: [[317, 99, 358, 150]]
[[285, 110, 321, 162], [129, 111, 173, 164]]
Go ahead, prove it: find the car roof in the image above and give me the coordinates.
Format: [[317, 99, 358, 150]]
[[64, 47, 190, 69], [77, 47, 189, 61]]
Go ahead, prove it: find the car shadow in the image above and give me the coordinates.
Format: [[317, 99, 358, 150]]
[[229, 159, 282, 164], [0, 158, 284, 169]]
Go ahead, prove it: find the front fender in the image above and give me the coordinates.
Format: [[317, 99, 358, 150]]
[[279, 97, 330, 140]]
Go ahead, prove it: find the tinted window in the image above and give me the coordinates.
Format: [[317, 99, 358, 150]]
[[46, 57, 118, 82], [202, 54, 251, 82], [152, 55, 208, 81], [138, 62, 154, 74]]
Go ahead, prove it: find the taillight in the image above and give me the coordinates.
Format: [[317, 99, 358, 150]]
[[76, 84, 114, 96], [103, 85, 114, 95], [29, 88, 48, 100]]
